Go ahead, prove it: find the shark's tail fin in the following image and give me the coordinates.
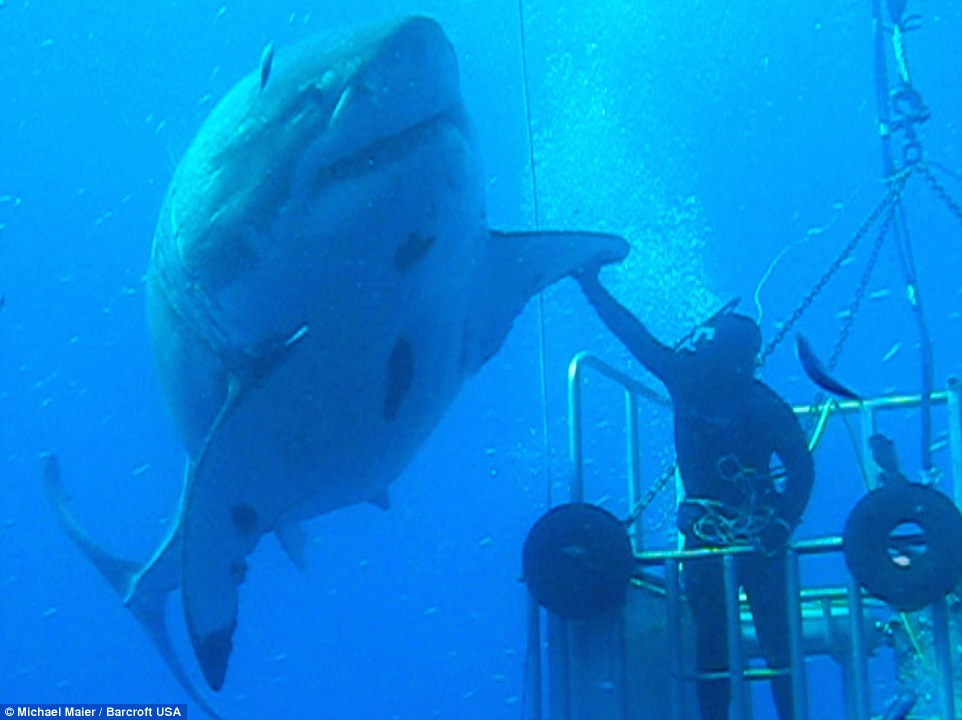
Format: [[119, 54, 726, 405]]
[[42, 454, 225, 720]]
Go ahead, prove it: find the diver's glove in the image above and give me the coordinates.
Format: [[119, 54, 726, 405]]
[[755, 517, 793, 557]]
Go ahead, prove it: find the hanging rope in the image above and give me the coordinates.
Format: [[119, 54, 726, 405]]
[[516, 0, 554, 508], [623, 189, 901, 528], [624, 2, 962, 528], [827, 208, 895, 371], [758, 174, 909, 365]]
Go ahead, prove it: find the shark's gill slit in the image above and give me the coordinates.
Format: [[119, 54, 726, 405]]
[[231, 503, 259, 537], [384, 337, 414, 420], [395, 232, 437, 271]]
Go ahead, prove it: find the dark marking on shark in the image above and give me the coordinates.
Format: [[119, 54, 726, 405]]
[[196, 621, 236, 692], [395, 232, 436, 272], [796, 334, 861, 401], [259, 43, 274, 91], [384, 338, 414, 420], [230, 560, 247, 585], [231, 503, 259, 537]]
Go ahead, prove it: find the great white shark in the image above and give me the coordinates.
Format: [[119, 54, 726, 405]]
[[45, 15, 628, 710]]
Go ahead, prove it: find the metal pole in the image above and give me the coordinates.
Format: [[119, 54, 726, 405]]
[[724, 554, 749, 720], [846, 574, 870, 720], [785, 550, 809, 720], [665, 560, 685, 720], [625, 391, 643, 550], [871, 0, 896, 178], [859, 404, 878, 487], [617, 610, 630, 720], [946, 376, 962, 505], [567, 356, 585, 503], [526, 592, 543, 720], [930, 595, 957, 720]]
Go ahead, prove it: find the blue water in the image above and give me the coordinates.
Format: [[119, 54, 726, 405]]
[[1, 2, 960, 719]]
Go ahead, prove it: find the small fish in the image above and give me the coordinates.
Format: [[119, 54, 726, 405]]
[[259, 42, 274, 91], [881, 690, 917, 720], [881, 342, 902, 362], [796, 334, 861, 401]]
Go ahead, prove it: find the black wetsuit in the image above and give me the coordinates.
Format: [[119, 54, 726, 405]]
[[581, 277, 814, 720]]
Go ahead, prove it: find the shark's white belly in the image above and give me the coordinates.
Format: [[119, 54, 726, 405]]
[[152, 113, 485, 525]]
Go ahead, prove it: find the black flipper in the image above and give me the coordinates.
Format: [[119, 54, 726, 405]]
[[796, 334, 861, 401]]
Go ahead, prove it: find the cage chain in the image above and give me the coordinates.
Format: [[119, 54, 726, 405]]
[[828, 207, 895, 371], [758, 169, 911, 365], [626, 172, 912, 527], [918, 162, 962, 229]]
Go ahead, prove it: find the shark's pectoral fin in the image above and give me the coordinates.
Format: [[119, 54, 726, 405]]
[[466, 230, 629, 370], [489, 230, 629, 298]]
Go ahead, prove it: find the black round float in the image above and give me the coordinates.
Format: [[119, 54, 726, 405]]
[[843, 483, 962, 612], [522, 503, 634, 619]]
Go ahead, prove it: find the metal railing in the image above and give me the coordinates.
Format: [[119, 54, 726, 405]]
[[526, 354, 962, 720]]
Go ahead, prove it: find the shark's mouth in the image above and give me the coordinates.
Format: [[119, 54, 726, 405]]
[[311, 107, 466, 191]]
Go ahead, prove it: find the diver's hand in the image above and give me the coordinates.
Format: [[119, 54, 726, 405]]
[[574, 263, 606, 301], [573, 260, 602, 282], [755, 518, 792, 557]]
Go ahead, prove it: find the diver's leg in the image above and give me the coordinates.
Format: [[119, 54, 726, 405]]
[[685, 554, 730, 720], [743, 552, 794, 720]]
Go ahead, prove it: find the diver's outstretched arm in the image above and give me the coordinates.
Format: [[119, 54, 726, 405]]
[[577, 269, 675, 382]]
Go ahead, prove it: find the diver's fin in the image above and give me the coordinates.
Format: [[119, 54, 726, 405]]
[[796, 334, 861, 401], [275, 519, 307, 571]]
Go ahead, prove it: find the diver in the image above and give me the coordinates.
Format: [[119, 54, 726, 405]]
[[577, 267, 814, 720]]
